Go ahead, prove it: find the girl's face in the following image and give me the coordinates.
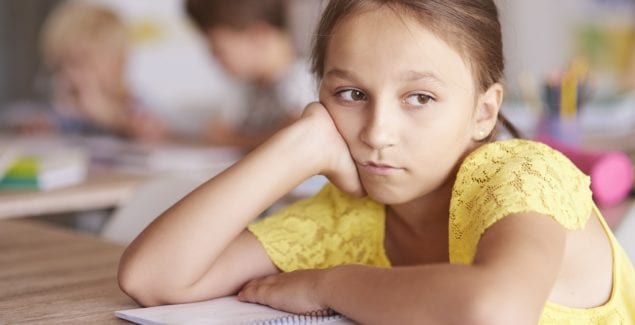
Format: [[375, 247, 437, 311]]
[[319, 7, 501, 205]]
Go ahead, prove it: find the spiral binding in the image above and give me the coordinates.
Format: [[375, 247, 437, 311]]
[[250, 309, 345, 325]]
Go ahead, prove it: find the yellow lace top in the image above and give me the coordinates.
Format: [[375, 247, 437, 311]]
[[248, 139, 635, 323]]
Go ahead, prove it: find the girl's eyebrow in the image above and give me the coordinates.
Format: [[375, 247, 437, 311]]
[[324, 68, 357, 81], [324, 68, 444, 85], [401, 70, 445, 85]]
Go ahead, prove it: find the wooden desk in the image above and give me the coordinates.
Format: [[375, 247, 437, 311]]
[[0, 219, 137, 323], [0, 170, 145, 219]]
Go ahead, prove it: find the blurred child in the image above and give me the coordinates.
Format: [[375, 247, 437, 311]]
[[185, 0, 316, 149], [37, 0, 165, 140], [120, 0, 634, 323]]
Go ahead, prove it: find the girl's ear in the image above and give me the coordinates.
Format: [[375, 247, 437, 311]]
[[472, 83, 503, 141]]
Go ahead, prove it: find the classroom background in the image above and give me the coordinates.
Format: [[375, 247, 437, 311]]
[[1, 0, 634, 135], [0, 0, 634, 241]]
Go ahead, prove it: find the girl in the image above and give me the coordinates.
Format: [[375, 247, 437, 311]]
[[118, 0, 635, 324]]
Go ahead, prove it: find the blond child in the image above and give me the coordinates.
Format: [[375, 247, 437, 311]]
[[119, 0, 635, 323], [39, 1, 164, 140], [184, 0, 316, 150]]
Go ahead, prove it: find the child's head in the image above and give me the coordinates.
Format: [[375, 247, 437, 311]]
[[311, 0, 506, 204], [184, 0, 292, 81], [40, 1, 128, 94], [312, 0, 503, 96]]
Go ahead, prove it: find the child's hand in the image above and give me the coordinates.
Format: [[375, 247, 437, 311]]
[[129, 110, 166, 141], [237, 269, 331, 316], [300, 102, 365, 197], [58, 65, 126, 130]]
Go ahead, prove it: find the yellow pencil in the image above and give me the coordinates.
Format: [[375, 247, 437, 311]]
[[560, 66, 578, 119], [560, 58, 589, 119]]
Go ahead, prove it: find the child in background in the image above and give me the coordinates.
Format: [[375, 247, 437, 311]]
[[119, 0, 635, 323], [37, 1, 165, 140], [184, 0, 316, 149]]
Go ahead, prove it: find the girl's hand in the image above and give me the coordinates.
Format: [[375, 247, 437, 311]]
[[300, 102, 365, 197], [237, 269, 332, 316]]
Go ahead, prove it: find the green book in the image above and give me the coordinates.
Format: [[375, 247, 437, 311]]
[[0, 149, 88, 191]]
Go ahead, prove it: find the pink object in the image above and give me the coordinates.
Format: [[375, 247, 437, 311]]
[[536, 135, 634, 207]]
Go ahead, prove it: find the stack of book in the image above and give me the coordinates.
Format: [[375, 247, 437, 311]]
[[0, 143, 88, 191]]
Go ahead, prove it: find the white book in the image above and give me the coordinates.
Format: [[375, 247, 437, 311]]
[[32, 148, 88, 191], [115, 296, 355, 325]]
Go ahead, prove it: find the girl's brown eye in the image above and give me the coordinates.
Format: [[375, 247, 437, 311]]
[[351, 90, 365, 100], [338, 89, 367, 101], [404, 93, 433, 107]]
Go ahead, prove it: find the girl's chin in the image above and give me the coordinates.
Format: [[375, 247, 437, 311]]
[[363, 186, 412, 205]]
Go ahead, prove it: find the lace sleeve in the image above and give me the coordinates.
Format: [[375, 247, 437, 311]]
[[449, 140, 593, 264], [248, 183, 389, 271]]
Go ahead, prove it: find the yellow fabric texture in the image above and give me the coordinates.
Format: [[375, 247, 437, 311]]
[[249, 184, 390, 270], [248, 139, 635, 323]]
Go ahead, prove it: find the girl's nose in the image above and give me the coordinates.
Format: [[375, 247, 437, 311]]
[[360, 102, 397, 150]]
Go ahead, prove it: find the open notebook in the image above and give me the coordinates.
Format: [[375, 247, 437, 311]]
[[116, 296, 355, 325]]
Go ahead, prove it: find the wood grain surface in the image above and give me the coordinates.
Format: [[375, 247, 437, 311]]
[[0, 220, 137, 324]]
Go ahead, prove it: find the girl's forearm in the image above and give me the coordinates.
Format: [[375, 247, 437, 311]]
[[319, 264, 520, 325], [119, 121, 321, 294]]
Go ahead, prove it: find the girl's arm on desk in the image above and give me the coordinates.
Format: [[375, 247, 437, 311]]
[[239, 212, 566, 325], [118, 103, 362, 306]]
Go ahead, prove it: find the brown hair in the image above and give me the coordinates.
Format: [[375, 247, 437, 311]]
[[311, 0, 521, 139], [40, 1, 127, 69], [184, 0, 289, 31]]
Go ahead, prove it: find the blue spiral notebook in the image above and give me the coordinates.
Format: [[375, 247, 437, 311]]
[[115, 296, 355, 325]]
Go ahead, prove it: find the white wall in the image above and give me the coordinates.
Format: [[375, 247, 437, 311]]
[[287, 0, 324, 56]]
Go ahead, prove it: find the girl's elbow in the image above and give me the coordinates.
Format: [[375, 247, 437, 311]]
[[117, 261, 179, 307], [118, 267, 162, 306], [117, 263, 231, 307]]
